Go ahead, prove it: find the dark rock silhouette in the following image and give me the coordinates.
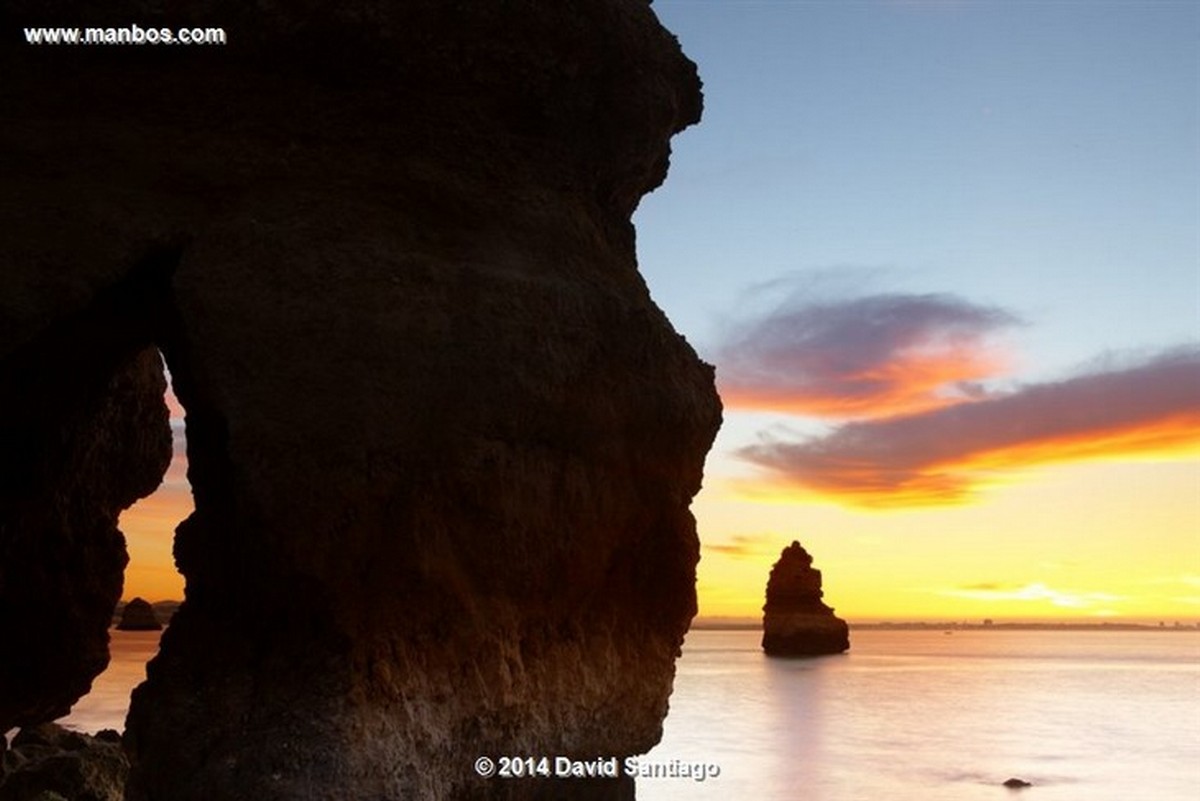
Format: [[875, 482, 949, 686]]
[[1003, 777, 1033, 789], [1, 2, 719, 800], [762, 541, 850, 656], [0, 724, 128, 801], [0, 344, 171, 730], [116, 598, 162, 632]]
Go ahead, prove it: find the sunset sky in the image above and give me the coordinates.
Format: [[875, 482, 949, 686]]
[[121, 1, 1199, 623]]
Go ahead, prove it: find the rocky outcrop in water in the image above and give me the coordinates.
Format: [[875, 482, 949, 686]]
[[2, 2, 718, 799], [116, 599, 162, 632], [762, 541, 850, 656]]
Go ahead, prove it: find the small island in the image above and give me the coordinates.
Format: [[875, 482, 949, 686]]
[[762, 541, 849, 657], [115, 598, 162, 631]]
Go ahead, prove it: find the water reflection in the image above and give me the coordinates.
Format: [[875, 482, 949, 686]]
[[58, 629, 162, 734]]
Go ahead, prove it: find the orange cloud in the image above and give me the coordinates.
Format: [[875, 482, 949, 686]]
[[717, 292, 1018, 418], [738, 348, 1200, 507]]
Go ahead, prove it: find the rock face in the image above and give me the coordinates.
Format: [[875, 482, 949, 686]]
[[116, 598, 162, 632], [0, 339, 171, 729], [2, 2, 720, 800], [762, 541, 850, 657], [0, 724, 128, 801]]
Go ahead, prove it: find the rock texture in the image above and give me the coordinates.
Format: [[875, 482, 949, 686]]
[[115, 599, 162, 632], [762, 541, 850, 657], [0, 724, 128, 801], [2, 2, 719, 800]]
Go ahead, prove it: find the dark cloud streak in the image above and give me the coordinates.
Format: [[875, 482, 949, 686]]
[[717, 292, 1020, 418], [738, 348, 1200, 507], [703, 533, 774, 558]]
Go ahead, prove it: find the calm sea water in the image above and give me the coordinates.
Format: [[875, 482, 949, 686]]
[[59, 630, 162, 735], [59, 628, 1199, 800], [640, 629, 1200, 801]]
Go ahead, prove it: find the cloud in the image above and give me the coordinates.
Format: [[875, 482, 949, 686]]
[[738, 348, 1200, 507], [703, 533, 775, 559], [717, 292, 1019, 419], [938, 582, 1125, 609], [162, 419, 189, 486]]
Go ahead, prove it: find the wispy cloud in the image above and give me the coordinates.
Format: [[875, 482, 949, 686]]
[[738, 348, 1200, 507], [717, 292, 1019, 419], [703, 533, 776, 559], [938, 582, 1125, 609]]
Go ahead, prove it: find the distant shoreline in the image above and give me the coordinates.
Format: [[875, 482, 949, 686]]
[[691, 619, 1200, 632], [119, 602, 1199, 633]]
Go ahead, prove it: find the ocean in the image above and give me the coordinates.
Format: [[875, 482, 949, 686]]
[[59, 627, 1199, 800], [640, 628, 1200, 801]]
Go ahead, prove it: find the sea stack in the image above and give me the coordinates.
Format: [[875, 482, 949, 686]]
[[762, 541, 850, 656], [116, 598, 162, 632]]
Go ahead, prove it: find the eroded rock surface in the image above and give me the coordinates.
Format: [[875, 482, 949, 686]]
[[2, 2, 719, 799], [0, 724, 127, 801], [762, 541, 850, 657]]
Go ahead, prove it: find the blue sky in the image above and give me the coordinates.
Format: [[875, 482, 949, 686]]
[[621, 1, 1199, 621], [636, 0, 1198, 385]]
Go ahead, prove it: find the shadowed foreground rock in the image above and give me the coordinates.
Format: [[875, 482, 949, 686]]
[[1, 2, 720, 800], [0, 724, 127, 801], [762, 541, 850, 657]]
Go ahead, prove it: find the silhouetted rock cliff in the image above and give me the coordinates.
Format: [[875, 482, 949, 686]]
[[762, 541, 850, 656], [0, 344, 170, 730], [1, 2, 719, 800]]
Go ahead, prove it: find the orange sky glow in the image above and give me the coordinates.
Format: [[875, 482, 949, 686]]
[[119, 365, 1200, 625], [737, 410, 1200, 509], [719, 344, 1012, 420]]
